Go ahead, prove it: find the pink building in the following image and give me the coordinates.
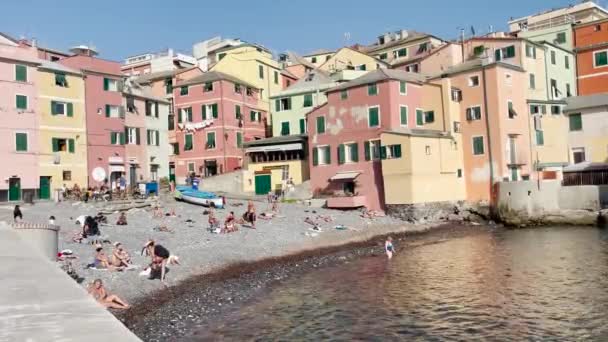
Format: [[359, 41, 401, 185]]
[[173, 71, 267, 183], [307, 69, 427, 211], [123, 91, 148, 186], [0, 42, 41, 201], [60, 50, 126, 188]]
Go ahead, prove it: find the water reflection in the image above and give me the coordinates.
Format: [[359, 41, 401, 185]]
[[185, 227, 608, 341]]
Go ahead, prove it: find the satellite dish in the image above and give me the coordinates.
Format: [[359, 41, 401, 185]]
[[92, 167, 107, 182]]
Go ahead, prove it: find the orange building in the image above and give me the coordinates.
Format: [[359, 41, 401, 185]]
[[575, 18, 608, 95]]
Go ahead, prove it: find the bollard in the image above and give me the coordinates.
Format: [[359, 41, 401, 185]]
[[12, 222, 60, 261]]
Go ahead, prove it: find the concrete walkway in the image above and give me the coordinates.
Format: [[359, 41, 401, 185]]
[[0, 223, 140, 342]]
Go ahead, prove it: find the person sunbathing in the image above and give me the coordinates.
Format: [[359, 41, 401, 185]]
[[93, 247, 112, 269], [88, 279, 129, 309], [116, 212, 128, 226], [111, 242, 131, 267], [223, 211, 238, 233], [153, 206, 163, 218], [208, 208, 219, 228]]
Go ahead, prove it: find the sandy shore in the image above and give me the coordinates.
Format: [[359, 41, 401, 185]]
[[0, 195, 436, 306]]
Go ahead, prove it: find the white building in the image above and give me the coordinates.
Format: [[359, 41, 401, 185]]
[[192, 36, 243, 71]]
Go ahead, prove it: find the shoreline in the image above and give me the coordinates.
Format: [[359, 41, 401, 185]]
[[118, 223, 493, 341]]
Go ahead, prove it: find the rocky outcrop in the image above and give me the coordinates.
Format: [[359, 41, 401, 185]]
[[386, 201, 491, 224], [497, 207, 601, 227]]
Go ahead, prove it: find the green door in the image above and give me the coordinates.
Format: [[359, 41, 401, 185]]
[[511, 168, 518, 181], [254, 174, 272, 195], [9, 178, 21, 201], [169, 164, 176, 183], [39, 176, 51, 200]]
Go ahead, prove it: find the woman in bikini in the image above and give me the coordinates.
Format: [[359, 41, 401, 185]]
[[385, 237, 395, 260], [88, 279, 129, 309], [111, 242, 131, 267]]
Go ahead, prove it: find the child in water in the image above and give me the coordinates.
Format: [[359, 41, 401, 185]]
[[385, 237, 395, 259]]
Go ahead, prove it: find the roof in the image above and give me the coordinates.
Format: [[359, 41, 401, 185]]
[[123, 82, 169, 103], [468, 36, 545, 48], [364, 31, 437, 53], [280, 68, 297, 79], [213, 43, 271, 55], [328, 68, 427, 93], [133, 67, 199, 84], [243, 134, 307, 148], [176, 71, 257, 89], [302, 49, 335, 57], [271, 70, 336, 98], [382, 128, 453, 139], [391, 42, 455, 67], [509, 1, 608, 24], [563, 93, 608, 113], [59, 55, 122, 77], [563, 162, 608, 173], [285, 51, 316, 68], [431, 58, 525, 79], [38, 60, 82, 76]]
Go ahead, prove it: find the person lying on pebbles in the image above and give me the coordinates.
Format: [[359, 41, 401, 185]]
[[89, 246, 122, 271], [116, 212, 128, 226], [153, 206, 164, 219], [111, 242, 132, 268], [88, 279, 129, 310]]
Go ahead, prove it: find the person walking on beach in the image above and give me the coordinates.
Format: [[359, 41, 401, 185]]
[[13, 205, 22, 223], [88, 279, 129, 309], [246, 200, 256, 229], [385, 237, 395, 260]]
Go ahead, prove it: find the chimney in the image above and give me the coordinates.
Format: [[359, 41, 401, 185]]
[[31, 38, 37, 48]]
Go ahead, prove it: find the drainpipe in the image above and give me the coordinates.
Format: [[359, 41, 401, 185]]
[[220, 80, 227, 174], [543, 45, 550, 100], [572, 25, 580, 95], [481, 66, 495, 201]]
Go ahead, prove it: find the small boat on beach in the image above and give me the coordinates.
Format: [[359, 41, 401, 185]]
[[174, 186, 224, 208]]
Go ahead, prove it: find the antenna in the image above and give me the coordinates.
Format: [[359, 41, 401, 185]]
[[344, 32, 351, 45]]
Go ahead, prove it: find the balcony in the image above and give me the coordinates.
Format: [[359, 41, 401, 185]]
[[326, 195, 367, 209]]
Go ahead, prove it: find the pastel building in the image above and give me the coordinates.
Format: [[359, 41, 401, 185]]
[[0, 40, 40, 201], [574, 18, 608, 95], [302, 49, 335, 68], [316, 47, 386, 74], [307, 69, 465, 211], [192, 36, 242, 71], [172, 71, 266, 183], [60, 48, 127, 188], [393, 42, 463, 76], [563, 94, 608, 164], [121, 49, 196, 77], [36, 60, 88, 192], [508, 1, 608, 34]]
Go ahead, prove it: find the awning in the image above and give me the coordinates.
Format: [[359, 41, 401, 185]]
[[245, 143, 303, 153], [109, 165, 125, 173], [330, 171, 361, 181]]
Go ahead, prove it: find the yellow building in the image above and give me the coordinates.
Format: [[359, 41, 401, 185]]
[[529, 102, 570, 177], [37, 61, 87, 195], [242, 135, 309, 195], [564, 94, 608, 164], [316, 47, 386, 73]]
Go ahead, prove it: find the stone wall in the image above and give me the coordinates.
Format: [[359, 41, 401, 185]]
[[386, 201, 467, 223], [198, 171, 244, 194]]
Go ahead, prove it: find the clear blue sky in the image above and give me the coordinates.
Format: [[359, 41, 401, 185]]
[[3, 0, 585, 61]]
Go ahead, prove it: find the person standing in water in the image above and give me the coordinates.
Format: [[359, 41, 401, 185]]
[[385, 237, 395, 259]]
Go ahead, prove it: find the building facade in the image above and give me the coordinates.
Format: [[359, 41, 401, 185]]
[[574, 18, 608, 95], [563, 94, 608, 164]]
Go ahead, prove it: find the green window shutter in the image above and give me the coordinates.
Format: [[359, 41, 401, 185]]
[[105, 104, 110, 117], [236, 132, 242, 148], [136, 128, 141, 145], [416, 109, 424, 125], [368, 107, 379, 127], [207, 132, 216, 146], [103, 78, 109, 91], [394, 144, 402, 158], [250, 111, 255, 121], [177, 109, 183, 123], [274, 71, 279, 84], [312, 147, 319, 166], [281, 122, 290, 136], [495, 49, 502, 61], [536, 130, 544, 146], [400, 81, 407, 94], [364, 141, 370, 161], [400, 106, 408, 125], [595, 52, 608, 67], [338, 144, 345, 165], [316, 116, 325, 134], [68, 139, 75, 153], [202, 105, 207, 119], [15, 65, 27, 82], [258, 65, 264, 79], [368, 83, 377, 95], [325, 146, 331, 164], [185, 134, 193, 150], [124, 127, 129, 143], [236, 105, 241, 119], [212, 104, 218, 118], [398, 48, 407, 57], [425, 111, 434, 123], [569, 114, 582, 131], [147, 130, 151, 145], [52, 138, 59, 152], [15, 133, 27, 152], [51, 101, 57, 115], [188, 108, 193, 122], [155, 102, 159, 118], [340, 90, 348, 100], [16, 95, 27, 110], [473, 137, 484, 155], [111, 132, 117, 145], [275, 99, 280, 112], [303, 94, 313, 107], [67, 103, 73, 117], [299, 118, 305, 134], [351, 143, 359, 162], [120, 132, 126, 145], [506, 45, 515, 58], [380, 146, 387, 160]]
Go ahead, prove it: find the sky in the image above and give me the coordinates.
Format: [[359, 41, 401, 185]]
[[1, 0, 596, 61]]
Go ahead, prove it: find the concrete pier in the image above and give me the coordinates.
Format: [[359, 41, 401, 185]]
[[0, 222, 141, 342]]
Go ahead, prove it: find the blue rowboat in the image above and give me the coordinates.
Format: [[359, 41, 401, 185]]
[[175, 186, 224, 208]]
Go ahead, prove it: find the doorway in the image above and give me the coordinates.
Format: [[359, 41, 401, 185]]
[[9, 177, 21, 201], [129, 165, 137, 189], [39, 176, 51, 200], [169, 163, 176, 184], [255, 173, 272, 195], [204, 160, 218, 177]]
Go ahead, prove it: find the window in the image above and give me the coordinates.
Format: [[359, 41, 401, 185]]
[[184, 134, 193, 151], [280, 121, 290, 136], [424, 111, 435, 123], [15, 65, 27, 82], [147, 129, 160, 146], [550, 51, 556, 65], [457, 169, 462, 178], [572, 147, 586, 163], [104, 104, 121, 118], [103, 78, 119, 91], [218, 53, 226, 61], [472, 136, 484, 155], [368, 106, 380, 127], [569, 113, 582, 131], [313, 145, 331, 166], [340, 90, 348, 100], [236, 132, 243, 148], [316, 116, 326, 134], [127, 97, 136, 113], [473, 45, 485, 56], [274, 71, 279, 84], [551, 105, 561, 115], [250, 110, 261, 122], [52, 138, 75, 153], [379, 53, 388, 60], [416, 109, 424, 126], [405, 64, 419, 73], [364, 140, 381, 161], [368, 83, 378, 96], [566, 83, 572, 97], [235, 83, 242, 93], [145, 100, 159, 117], [235, 105, 242, 120], [168, 115, 175, 130], [126, 127, 139, 145], [202, 104, 218, 120], [468, 75, 479, 87], [275, 97, 292, 111], [206, 132, 216, 149], [417, 42, 428, 54], [466, 106, 482, 121], [165, 78, 173, 94], [397, 48, 407, 57], [51, 101, 74, 117], [187, 162, 195, 173], [311, 57, 317, 63], [535, 130, 544, 146], [258, 65, 264, 79], [303, 94, 313, 107], [529, 73, 536, 89], [178, 107, 193, 123], [381, 144, 402, 159], [16, 95, 27, 110], [55, 73, 68, 87], [508, 100, 516, 119], [525, 44, 536, 59], [595, 24, 602, 32], [550, 79, 559, 98], [399, 81, 407, 95], [451, 89, 462, 102], [171, 143, 180, 156], [565, 55, 570, 69], [180, 86, 189, 96], [400, 106, 408, 126], [63, 171, 72, 181], [299, 118, 306, 134], [530, 104, 546, 115], [15, 133, 28, 152], [110, 132, 125, 145], [556, 32, 566, 44], [326, 55, 331, 61], [594, 50, 608, 67], [203, 82, 213, 92], [246, 87, 253, 96], [495, 45, 516, 61], [338, 143, 359, 164]]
